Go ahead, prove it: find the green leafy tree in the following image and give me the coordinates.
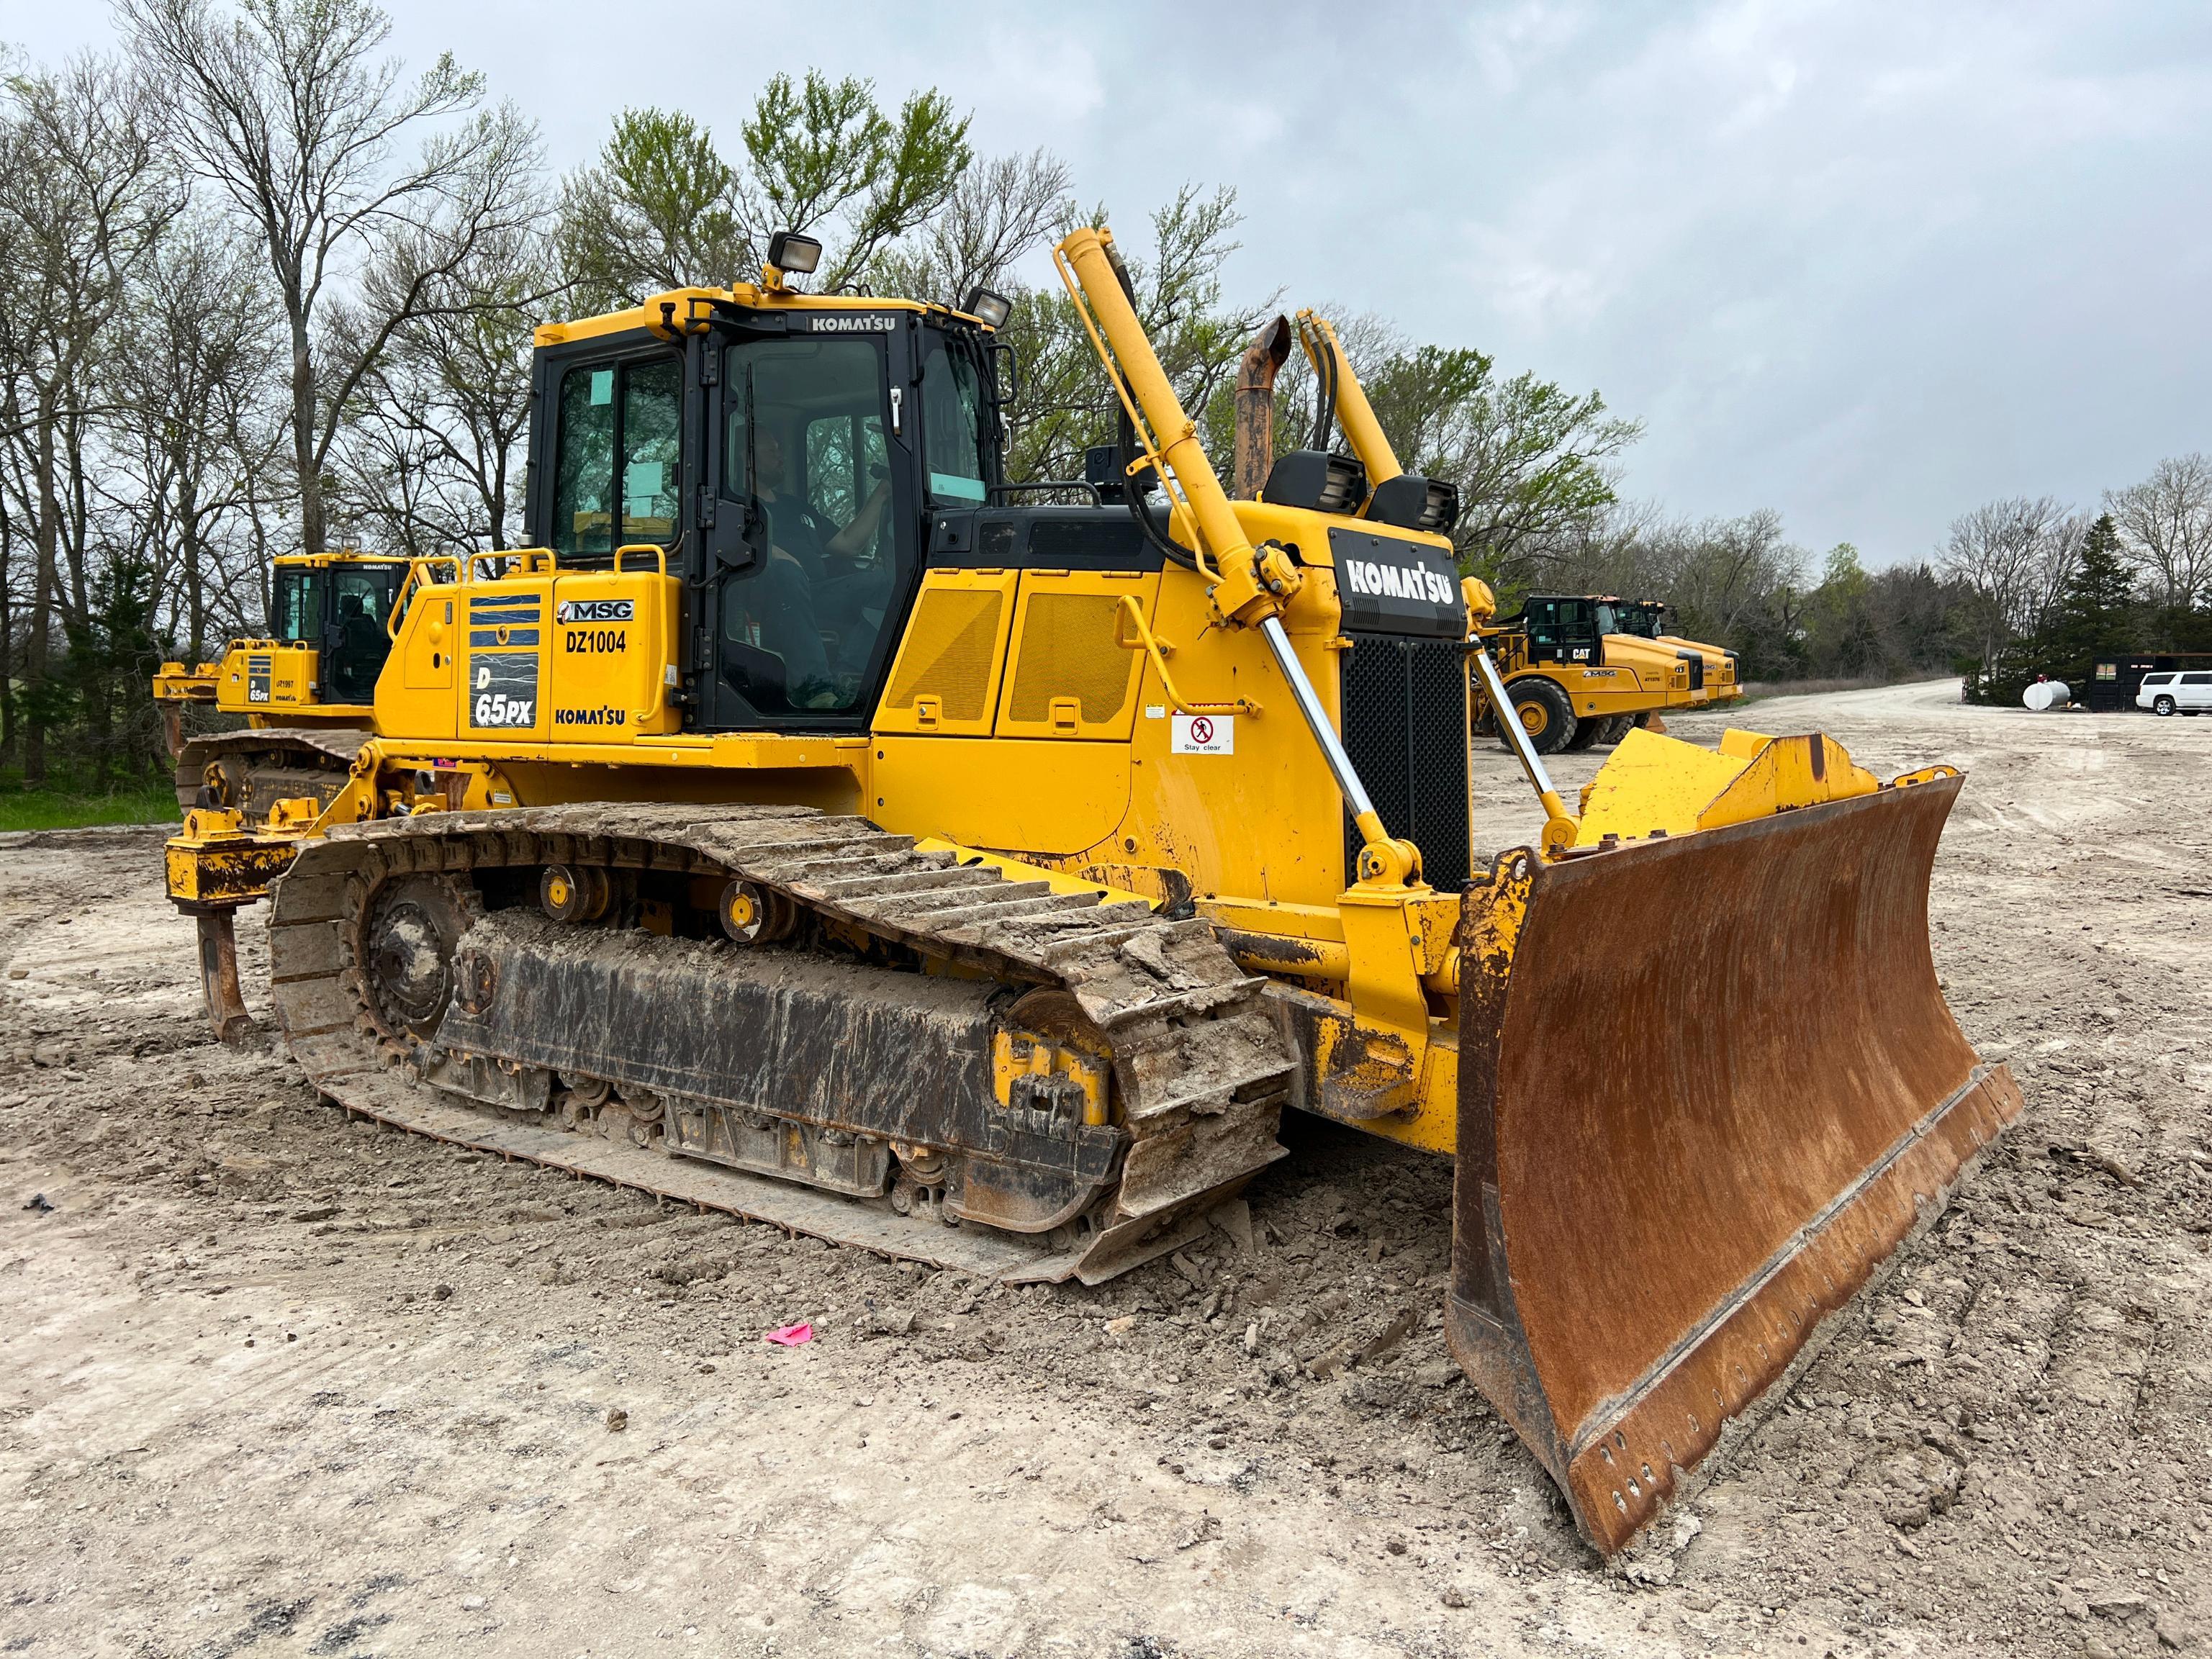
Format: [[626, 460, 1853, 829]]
[[1001, 187, 1272, 488], [2037, 512, 2139, 675], [1263, 317, 1640, 588], [556, 75, 972, 309], [1800, 543, 1882, 676], [554, 109, 747, 310]]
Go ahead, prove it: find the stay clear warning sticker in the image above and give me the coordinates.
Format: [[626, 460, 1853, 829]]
[[1171, 713, 1233, 754]]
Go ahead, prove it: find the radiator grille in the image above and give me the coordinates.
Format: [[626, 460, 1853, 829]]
[[1340, 635, 1471, 892], [1008, 593, 1132, 723], [883, 589, 1004, 721]]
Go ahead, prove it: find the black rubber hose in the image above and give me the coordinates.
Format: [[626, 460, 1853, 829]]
[[1311, 330, 1337, 453], [1119, 407, 1199, 571]]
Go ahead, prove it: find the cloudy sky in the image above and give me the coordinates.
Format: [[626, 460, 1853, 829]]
[[14, 1, 2211, 565]]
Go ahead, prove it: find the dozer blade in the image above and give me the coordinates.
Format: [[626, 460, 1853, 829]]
[[1447, 772, 2021, 1556]]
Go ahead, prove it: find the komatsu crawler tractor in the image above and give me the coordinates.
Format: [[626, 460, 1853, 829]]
[[153, 548, 411, 814], [163, 225, 2020, 1555]]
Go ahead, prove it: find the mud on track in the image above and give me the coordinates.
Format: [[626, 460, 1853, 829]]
[[1, 679, 2208, 1658]]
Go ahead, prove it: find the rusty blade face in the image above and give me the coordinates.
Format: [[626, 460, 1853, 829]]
[[1448, 775, 2021, 1556]]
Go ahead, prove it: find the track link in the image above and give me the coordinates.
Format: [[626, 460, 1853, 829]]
[[266, 802, 1294, 1283]]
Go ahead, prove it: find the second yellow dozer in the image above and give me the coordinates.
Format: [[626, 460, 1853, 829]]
[[152, 549, 413, 815], [163, 225, 2018, 1556]]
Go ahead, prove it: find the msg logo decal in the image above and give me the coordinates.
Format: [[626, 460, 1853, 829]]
[[555, 599, 633, 623]]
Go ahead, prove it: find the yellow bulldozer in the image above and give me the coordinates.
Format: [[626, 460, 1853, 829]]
[[152, 549, 412, 815], [161, 225, 2018, 1557]]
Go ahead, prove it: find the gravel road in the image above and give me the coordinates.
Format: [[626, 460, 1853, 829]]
[[1, 679, 2206, 1658]]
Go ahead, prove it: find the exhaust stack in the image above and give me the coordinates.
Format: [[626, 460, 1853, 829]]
[[1232, 317, 1291, 499]]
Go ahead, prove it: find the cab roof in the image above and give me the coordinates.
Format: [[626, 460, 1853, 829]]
[[534, 284, 1000, 350]]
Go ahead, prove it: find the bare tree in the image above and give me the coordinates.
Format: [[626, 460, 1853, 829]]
[[1940, 496, 2080, 674], [333, 220, 552, 555], [122, 0, 540, 559], [2105, 453, 2212, 614], [0, 55, 177, 782], [1648, 509, 1807, 643], [873, 150, 1075, 307], [109, 217, 289, 661]]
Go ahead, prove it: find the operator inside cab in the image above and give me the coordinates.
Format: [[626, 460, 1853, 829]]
[[724, 410, 891, 710]]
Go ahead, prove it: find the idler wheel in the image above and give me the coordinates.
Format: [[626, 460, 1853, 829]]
[[361, 874, 474, 1041]]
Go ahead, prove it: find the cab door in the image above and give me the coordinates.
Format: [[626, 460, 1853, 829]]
[[1523, 597, 1602, 666], [705, 322, 914, 728]]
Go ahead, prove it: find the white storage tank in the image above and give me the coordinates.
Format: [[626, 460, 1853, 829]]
[[2023, 679, 2071, 711]]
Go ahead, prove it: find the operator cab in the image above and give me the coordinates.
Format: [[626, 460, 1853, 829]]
[[524, 288, 1091, 735], [1509, 595, 1604, 666], [1606, 600, 1669, 641], [268, 554, 407, 704]]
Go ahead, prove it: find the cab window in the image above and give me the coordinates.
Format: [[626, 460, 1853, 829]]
[[324, 564, 403, 702], [551, 356, 682, 559], [270, 567, 323, 643], [919, 333, 988, 506]]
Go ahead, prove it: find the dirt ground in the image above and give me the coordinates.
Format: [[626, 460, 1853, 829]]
[[2, 679, 2207, 1659]]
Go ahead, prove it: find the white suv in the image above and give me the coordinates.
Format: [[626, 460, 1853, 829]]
[[2138, 670, 2212, 715]]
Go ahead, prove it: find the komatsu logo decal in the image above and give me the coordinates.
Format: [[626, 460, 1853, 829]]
[[1340, 559, 1459, 606], [554, 705, 627, 728], [808, 314, 895, 333], [556, 599, 633, 623], [1327, 526, 1466, 640]]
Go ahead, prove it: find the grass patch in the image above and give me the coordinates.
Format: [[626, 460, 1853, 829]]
[[0, 765, 178, 833]]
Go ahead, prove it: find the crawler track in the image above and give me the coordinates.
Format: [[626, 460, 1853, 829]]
[[266, 803, 1295, 1283], [174, 728, 371, 815]]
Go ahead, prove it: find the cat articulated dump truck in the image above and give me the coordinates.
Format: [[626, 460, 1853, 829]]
[[152, 550, 412, 814], [162, 225, 2020, 1555], [1612, 594, 1745, 705], [1279, 316, 1734, 756], [1476, 592, 1744, 754]]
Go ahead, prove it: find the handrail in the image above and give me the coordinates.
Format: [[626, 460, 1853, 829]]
[[469, 547, 558, 583], [1114, 595, 1260, 717], [387, 555, 462, 638], [613, 543, 669, 576]]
